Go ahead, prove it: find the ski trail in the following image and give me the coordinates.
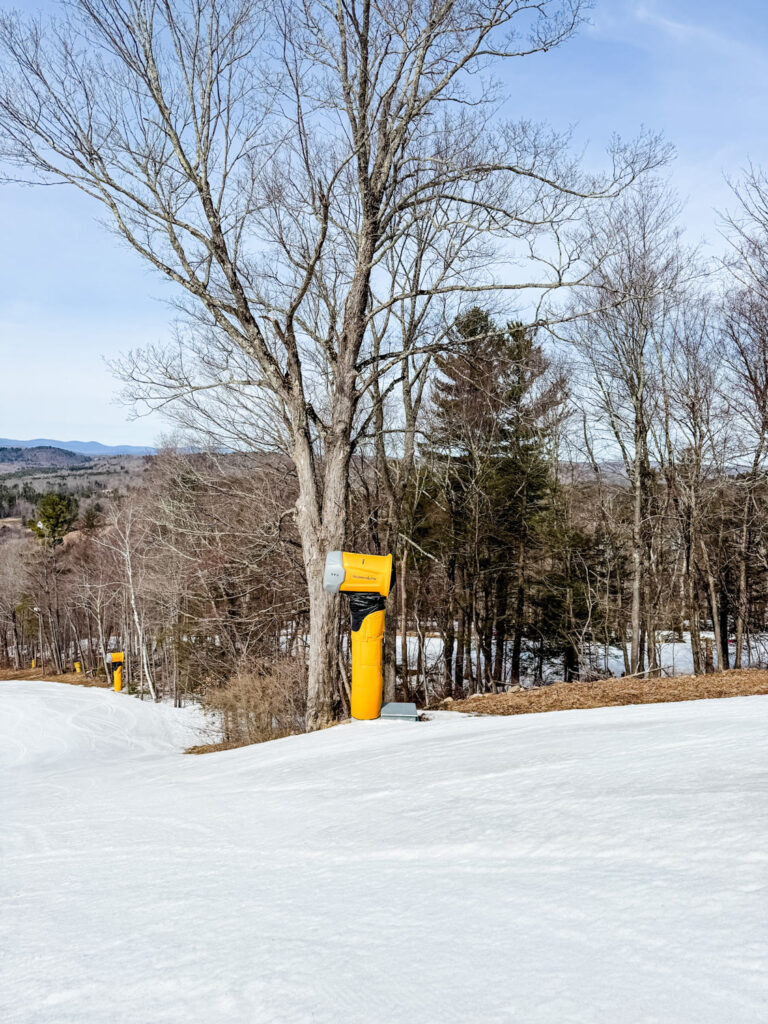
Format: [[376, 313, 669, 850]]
[[2, 681, 767, 1024]]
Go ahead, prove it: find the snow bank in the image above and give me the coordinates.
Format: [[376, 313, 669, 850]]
[[2, 681, 767, 1023], [0, 682, 211, 773]]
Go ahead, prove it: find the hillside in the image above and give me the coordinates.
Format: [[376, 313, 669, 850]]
[[0, 445, 90, 474], [2, 681, 766, 1023], [0, 437, 156, 456], [0, 452, 152, 499]]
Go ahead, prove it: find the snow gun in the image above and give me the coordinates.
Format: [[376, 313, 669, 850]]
[[107, 651, 124, 692], [323, 551, 394, 720]]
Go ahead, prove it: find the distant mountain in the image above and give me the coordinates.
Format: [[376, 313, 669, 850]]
[[0, 438, 156, 456], [0, 446, 91, 473]]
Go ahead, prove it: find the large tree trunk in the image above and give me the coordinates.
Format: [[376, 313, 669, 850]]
[[304, 561, 339, 728], [294, 229, 376, 729], [293, 392, 353, 729]]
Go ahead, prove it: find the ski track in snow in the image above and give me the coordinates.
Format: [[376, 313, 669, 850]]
[[1, 681, 767, 1023]]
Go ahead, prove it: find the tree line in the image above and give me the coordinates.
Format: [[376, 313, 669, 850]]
[[4, 164, 768, 739]]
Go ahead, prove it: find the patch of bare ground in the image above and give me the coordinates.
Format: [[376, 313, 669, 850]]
[[184, 717, 341, 754], [185, 740, 251, 755], [439, 669, 768, 716], [0, 668, 109, 688]]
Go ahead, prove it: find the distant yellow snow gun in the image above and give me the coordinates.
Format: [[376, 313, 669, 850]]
[[107, 651, 124, 692], [323, 551, 394, 720]]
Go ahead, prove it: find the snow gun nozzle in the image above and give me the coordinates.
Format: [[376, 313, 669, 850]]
[[322, 551, 393, 598]]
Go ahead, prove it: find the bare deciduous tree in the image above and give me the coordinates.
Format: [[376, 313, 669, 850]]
[[566, 180, 693, 674], [720, 171, 768, 666]]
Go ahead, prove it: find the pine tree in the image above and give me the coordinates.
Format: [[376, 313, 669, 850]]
[[425, 307, 564, 691], [29, 493, 79, 547]]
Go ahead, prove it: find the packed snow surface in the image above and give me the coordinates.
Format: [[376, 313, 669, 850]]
[[2, 682, 767, 1023]]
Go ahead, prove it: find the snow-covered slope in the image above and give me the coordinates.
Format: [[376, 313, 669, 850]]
[[2, 682, 767, 1023]]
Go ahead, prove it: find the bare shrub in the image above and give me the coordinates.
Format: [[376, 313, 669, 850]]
[[202, 660, 307, 747]]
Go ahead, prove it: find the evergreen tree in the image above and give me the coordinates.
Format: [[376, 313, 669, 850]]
[[29, 493, 79, 547], [425, 307, 565, 691]]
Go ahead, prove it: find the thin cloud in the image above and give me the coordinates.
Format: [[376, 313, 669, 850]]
[[633, 3, 768, 69]]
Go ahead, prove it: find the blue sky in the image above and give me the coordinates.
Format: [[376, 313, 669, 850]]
[[1, 0, 767, 445]]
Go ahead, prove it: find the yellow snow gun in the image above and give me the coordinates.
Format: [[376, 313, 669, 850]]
[[323, 551, 394, 720]]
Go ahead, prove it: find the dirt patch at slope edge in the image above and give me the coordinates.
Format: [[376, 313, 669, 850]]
[[440, 669, 768, 716]]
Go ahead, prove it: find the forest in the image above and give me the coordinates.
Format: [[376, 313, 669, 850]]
[[4, 167, 768, 743], [1, 1, 768, 739]]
